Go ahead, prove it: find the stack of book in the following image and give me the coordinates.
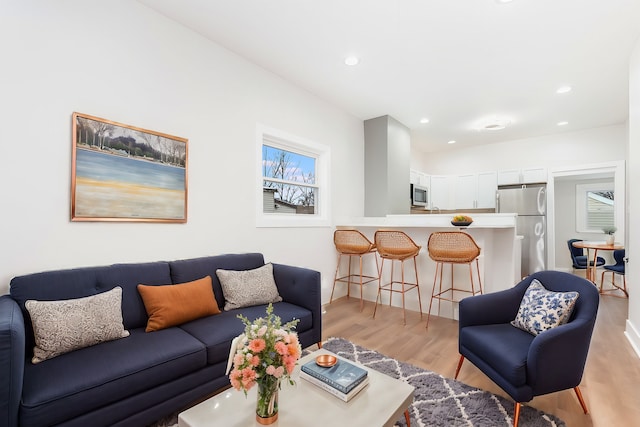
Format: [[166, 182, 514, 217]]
[[300, 355, 369, 402]]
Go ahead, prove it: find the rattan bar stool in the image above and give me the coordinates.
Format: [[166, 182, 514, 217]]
[[330, 229, 379, 311], [373, 230, 423, 325], [426, 231, 482, 329]]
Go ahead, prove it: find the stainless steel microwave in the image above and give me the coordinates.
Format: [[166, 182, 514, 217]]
[[411, 184, 428, 207]]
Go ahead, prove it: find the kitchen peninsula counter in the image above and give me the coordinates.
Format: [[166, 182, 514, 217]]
[[334, 213, 521, 320]]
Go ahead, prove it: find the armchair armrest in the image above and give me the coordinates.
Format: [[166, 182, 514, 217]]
[[459, 284, 526, 328], [271, 263, 321, 344], [526, 317, 596, 395], [0, 295, 25, 427]]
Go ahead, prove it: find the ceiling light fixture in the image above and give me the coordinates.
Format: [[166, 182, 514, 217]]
[[447, 140, 456, 144], [420, 118, 430, 124], [557, 121, 569, 126], [476, 117, 511, 131], [344, 56, 359, 66], [496, 0, 514, 3], [556, 86, 572, 94]]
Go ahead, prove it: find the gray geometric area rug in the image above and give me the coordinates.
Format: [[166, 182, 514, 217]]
[[149, 337, 565, 427], [322, 337, 565, 427]]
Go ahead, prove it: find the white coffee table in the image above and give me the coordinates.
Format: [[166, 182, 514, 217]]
[[179, 348, 414, 427]]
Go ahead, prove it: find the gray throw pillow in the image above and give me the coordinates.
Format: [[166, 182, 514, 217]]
[[25, 286, 130, 363], [216, 263, 282, 310]]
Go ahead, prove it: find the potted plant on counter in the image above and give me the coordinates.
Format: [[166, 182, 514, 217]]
[[602, 225, 617, 245]]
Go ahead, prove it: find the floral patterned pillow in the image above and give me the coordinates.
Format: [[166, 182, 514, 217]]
[[511, 279, 579, 336]]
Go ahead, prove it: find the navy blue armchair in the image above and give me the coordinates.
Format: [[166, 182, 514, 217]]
[[455, 271, 599, 427], [568, 238, 605, 270]]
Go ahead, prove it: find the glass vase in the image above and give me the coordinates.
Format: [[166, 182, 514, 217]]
[[255, 378, 280, 425]]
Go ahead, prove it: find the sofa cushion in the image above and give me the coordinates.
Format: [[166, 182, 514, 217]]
[[511, 279, 579, 336], [217, 263, 282, 310], [25, 287, 129, 363], [169, 253, 266, 312], [19, 327, 206, 427], [179, 302, 312, 366], [138, 276, 221, 332], [460, 324, 534, 387]]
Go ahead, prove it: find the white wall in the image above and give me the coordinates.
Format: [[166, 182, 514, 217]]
[[626, 34, 640, 356], [418, 124, 626, 175], [0, 1, 364, 299]]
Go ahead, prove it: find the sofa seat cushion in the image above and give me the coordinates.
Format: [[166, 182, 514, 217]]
[[20, 327, 206, 427], [460, 324, 534, 387], [180, 302, 312, 366]]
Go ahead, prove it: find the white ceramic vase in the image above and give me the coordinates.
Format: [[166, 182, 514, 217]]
[[606, 234, 615, 245]]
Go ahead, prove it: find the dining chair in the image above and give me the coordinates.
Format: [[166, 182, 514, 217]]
[[600, 249, 627, 297], [567, 239, 605, 271]]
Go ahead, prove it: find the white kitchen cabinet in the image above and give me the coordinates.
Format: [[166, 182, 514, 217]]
[[497, 169, 522, 186], [410, 169, 430, 186], [455, 172, 497, 209], [477, 171, 498, 208], [430, 175, 454, 210], [497, 168, 547, 185], [521, 167, 547, 184]]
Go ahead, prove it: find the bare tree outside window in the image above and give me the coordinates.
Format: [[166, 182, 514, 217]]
[[262, 145, 316, 214]]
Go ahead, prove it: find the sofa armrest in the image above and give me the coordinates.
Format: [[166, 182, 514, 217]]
[[0, 295, 25, 427], [271, 263, 321, 345]]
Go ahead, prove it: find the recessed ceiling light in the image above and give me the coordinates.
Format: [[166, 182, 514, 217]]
[[557, 121, 569, 126], [344, 56, 359, 66], [496, 0, 514, 3], [447, 140, 456, 144], [556, 86, 572, 94], [420, 118, 430, 124]]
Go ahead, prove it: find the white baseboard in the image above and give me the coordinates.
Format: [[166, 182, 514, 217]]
[[624, 319, 640, 359]]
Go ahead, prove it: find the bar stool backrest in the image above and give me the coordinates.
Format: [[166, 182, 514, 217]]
[[374, 230, 421, 259], [334, 230, 375, 254], [428, 231, 480, 263]]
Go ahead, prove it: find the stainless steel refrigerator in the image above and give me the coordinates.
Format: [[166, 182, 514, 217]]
[[496, 184, 547, 278]]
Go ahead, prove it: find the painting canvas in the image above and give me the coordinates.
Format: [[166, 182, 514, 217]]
[[71, 112, 188, 222]]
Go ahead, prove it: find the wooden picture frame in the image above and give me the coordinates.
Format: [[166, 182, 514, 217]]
[[71, 112, 188, 222]]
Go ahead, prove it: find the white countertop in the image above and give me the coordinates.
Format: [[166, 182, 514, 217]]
[[335, 213, 517, 229]]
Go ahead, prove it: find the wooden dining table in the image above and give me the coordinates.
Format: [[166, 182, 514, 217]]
[[572, 240, 624, 291]]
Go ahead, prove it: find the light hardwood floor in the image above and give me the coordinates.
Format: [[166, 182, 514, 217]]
[[322, 288, 640, 427]]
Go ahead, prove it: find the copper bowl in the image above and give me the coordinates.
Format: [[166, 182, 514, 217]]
[[315, 354, 337, 367]]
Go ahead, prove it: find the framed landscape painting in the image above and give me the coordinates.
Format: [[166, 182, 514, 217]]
[[71, 112, 188, 222]]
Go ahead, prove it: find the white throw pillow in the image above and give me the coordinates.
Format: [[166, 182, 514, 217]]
[[216, 263, 282, 311], [25, 286, 130, 363]]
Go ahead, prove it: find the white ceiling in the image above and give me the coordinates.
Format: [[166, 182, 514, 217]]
[[138, 0, 640, 153]]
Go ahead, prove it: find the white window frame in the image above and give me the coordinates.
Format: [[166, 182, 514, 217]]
[[575, 182, 614, 233], [256, 124, 331, 228]]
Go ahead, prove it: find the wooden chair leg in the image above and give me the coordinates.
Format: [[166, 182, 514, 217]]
[[404, 409, 411, 427], [454, 355, 464, 379], [513, 402, 521, 427], [574, 386, 589, 414]]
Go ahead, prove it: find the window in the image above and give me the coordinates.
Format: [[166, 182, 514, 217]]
[[256, 125, 330, 227], [576, 182, 614, 233]]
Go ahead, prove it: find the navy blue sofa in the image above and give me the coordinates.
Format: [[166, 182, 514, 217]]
[[0, 253, 321, 427]]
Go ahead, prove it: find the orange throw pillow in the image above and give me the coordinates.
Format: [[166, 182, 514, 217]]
[[138, 276, 221, 332]]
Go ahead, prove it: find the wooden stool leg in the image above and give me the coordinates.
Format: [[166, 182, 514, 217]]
[[454, 355, 464, 379], [404, 409, 411, 427], [574, 386, 589, 414]]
